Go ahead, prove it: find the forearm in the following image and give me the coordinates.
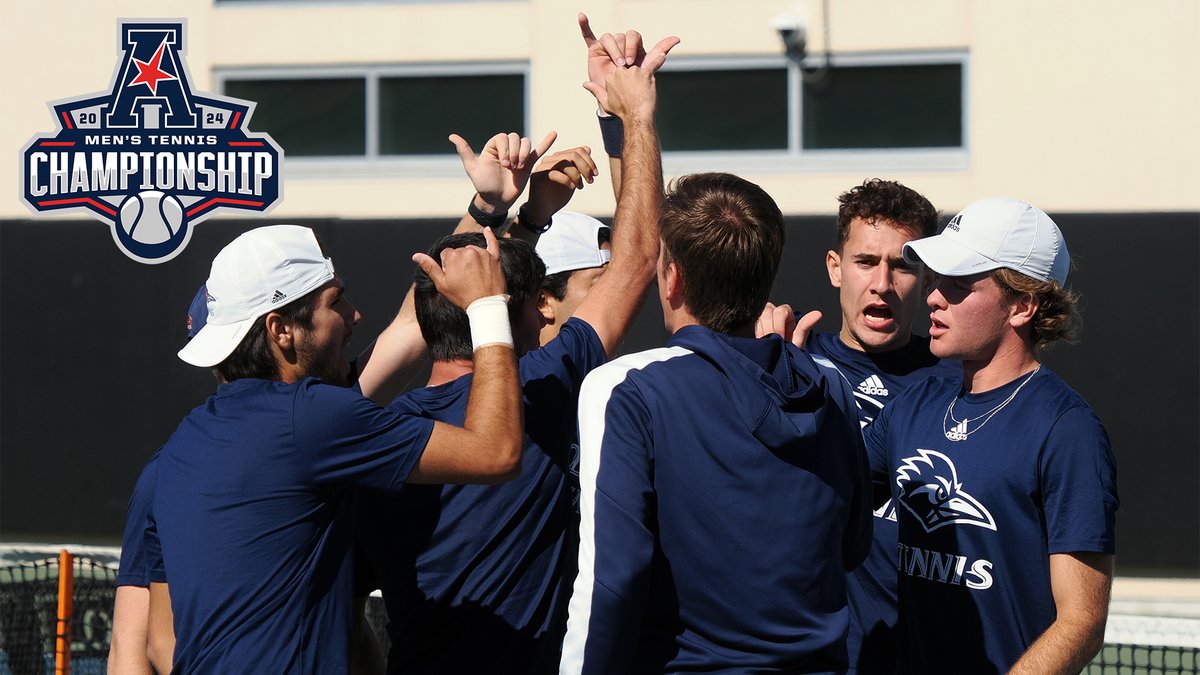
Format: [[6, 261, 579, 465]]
[[461, 343, 523, 476], [356, 285, 427, 404], [1010, 552, 1112, 675], [607, 155, 623, 201], [108, 586, 153, 675], [613, 113, 661, 269], [506, 208, 541, 247], [1008, 611, 1106, 675], [146, 582, 174, 675]]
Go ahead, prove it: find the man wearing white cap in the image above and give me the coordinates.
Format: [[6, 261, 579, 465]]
[[864, 198, 1118, 673], [535, 210, 611, 346], [153, 224, 524, 674]]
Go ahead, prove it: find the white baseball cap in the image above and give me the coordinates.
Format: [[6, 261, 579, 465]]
[[903, 197, 1070, 285], [535, 211, 611, 276], [178, 225, 336, 368]]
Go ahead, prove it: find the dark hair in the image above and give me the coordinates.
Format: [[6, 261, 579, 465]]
[[415, 233, 546, 362], [993, 268, 1082, 348], [659, 173, 785, 334], [835, 179, 938, 251], [215, 289, 319, 382], [541, 226, 612, 301]]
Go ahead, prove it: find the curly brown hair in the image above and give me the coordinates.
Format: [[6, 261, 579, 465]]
[[993, 268, 1082, 349], [835, 179, 939, 251]]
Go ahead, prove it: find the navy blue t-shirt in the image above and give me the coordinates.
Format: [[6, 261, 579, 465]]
[[562, 326, 871, 675], [154, 378, 434, 675], [864, 367, 1118, 673], [355, 317, 606, 675], [116, 451, 162, 588], [806, 331, 958, 673]]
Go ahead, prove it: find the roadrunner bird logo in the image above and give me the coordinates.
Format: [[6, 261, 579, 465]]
[[896, 449, 996, 533]]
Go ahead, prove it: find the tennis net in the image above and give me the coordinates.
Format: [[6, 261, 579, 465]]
[[0, 543, 1196, 675], [0, 551, 115, 675], [1085, 614, 1200, 674]]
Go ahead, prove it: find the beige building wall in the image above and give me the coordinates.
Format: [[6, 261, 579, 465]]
[[4, 0, 1197, 221]]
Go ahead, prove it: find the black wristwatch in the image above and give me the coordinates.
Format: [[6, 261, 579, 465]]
[[467, 198, 507, 229], [517, 203, 553, 234]]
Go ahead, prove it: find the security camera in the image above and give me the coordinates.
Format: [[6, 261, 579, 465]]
[[770, 13, 807, 56]]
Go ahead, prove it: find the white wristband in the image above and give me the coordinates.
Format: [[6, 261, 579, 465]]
[[465, 294, 513, 351]]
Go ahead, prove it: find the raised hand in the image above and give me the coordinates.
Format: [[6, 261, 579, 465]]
[[450, 131, 558, 211], [526, 146, 599, 226], [756, 302, 823, 349], [579, 13, 679, 113], [587, 65, 657, 123], [413, 227, 507, 310]]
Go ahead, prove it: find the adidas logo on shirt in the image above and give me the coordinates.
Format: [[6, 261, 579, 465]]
[[857, 375, 889, 397], [946, 420, 969, 442]]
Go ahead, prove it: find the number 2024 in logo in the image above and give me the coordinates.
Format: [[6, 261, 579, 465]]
[[20, 20, 284, 264]]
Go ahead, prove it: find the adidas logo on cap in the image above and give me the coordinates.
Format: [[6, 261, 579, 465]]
[[271, 289, 287, 303]]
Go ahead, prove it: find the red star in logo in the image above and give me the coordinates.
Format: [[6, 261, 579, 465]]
[[129, 40, 177, 95]]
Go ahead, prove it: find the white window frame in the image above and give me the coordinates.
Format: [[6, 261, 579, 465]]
[[657, 50, 970, 175], [214, 62, 530, 178]]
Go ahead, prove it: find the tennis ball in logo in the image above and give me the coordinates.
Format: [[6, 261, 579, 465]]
[[118, 191, 185, 245]]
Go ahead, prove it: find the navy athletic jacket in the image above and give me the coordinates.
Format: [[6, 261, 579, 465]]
[[562, 326, 872, 674]]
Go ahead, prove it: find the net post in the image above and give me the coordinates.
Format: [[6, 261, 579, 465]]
[[55, 548, 74, 675]]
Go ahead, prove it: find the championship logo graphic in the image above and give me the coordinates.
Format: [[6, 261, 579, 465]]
[[20, 21, 283, 264], [895, 449, 996, 533]]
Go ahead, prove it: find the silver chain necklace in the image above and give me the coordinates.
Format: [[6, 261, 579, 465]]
[[943, 365, 1042, 442]]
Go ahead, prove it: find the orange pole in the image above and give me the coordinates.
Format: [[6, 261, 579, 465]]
[[55, 549, 73, 675]]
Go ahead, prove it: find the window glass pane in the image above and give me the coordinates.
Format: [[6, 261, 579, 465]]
[[224, 78, 366, 156], [802, 63, 962, 149], [656, 69, 788, 151], [379, 74, 524, 155]]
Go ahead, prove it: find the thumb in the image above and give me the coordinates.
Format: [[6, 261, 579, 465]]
[[793, 310, 822, 348], [582, 81, 608, 110], [447, 134, 476, 168], [412, 252, 445, 285], [531, 130, 558, 163], [481, 225, 501, 258], [652, 36, 681, 58], [643, 50, 668, 74]]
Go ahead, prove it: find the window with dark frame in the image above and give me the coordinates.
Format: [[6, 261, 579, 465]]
[[379, 74, 524, 155], [655, 69, 789, 152], [802, 62, 963, 150], [224, 78, 366, 157], [654, 58, 963, 153], [222, 72, 526, 158]]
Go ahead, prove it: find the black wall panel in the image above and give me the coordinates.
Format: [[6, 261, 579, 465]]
[[2, 212, 1196, 574]]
